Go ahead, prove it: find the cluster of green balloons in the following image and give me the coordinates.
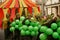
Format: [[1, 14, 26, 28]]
[[10, 16, 40, 36], [39, 22, 60, 40], [20, 25, 39, 36], [20, 21, 40, 36], [10, 16, 25, 32], [10, 16, 60, 39]]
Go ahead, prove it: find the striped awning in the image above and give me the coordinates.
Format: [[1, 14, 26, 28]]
[[0, 0, 37, 8]]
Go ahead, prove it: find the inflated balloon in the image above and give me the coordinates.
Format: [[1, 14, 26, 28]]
[[34, 26, 39, 31], [52, 32, 59, 39], [38, 25, 41, 28], [33, 22, 37, 26], [25, 31, 30, 35], [20, 16, 25, 21], [30, 22, 34, 26], [21, 30, 26, 36], [45, 28, 53, 35], [10, 27, 15, 32], [35, 31, 39, 36], [34, 22, 39, 26], [25, 19, 30, 25], [40, 26, 48, 32], [16, 20, 20, 25], [31, 31, 35, 36], [22, 25, 28, 30], [15, 25, 19, 29], [18, 21, 23, 27], [39, 33, 47, 40], [57, 22, 60, 27], [19, 27, 23, 31], [51, 23, 57, 30], [28, 26, 33, 31], [10, 22, 16, 27], [57, 27, 60, 34], [59, 36, 60, 40]]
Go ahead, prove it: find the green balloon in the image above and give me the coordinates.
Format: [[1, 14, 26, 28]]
[[52, 32, 59, 39], [15, 20, 20, 25], [51, 23, 57, 30], [25, 20, 30, 25], [18, 21, 23, 27], [35, 22, 39, 26], [22, 25, 28, 30], [15, 25, 19, 29], [57, 22, 60, 27], [45, 28, 53, 35], [20, 16, 25, 21], [33, 22, 37, 26], [41, 39, 46, 40], [21, 30, 26, 36], [19, 27, 23, 31], [59, 36, 60, 40], [10, 22, 16, 27], [40, 26, 48, 32], [35, 31, 39, 36], [34, 26, 39, 31], [57, 27, 60, 34], [38, 25, 41, 28], [30, 22, 34, 26], [25, 31, 30, 35], [10, 27, 15, 32], [31, 31, 35, 36], [28, 26, 33, 31], [39, 33, 47, 40]]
